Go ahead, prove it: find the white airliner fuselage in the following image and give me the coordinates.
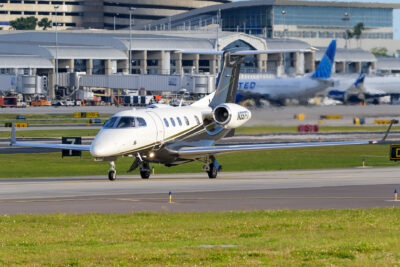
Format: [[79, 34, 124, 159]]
[[238, 77, 332, 101]]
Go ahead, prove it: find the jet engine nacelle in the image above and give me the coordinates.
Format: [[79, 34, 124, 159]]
[[213, 103, 252, 129]]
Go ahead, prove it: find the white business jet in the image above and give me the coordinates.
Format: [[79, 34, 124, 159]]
[[10, 48, 374, 180]]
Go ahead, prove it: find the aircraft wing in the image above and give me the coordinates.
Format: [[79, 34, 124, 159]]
[[10, 141, 91, 151], [177, 140, 373, 159], [9, 124, 91, 151]]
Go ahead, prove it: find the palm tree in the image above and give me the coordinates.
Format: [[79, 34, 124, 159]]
[[38, 18, 52, 30], [353, 22, 365, 48]]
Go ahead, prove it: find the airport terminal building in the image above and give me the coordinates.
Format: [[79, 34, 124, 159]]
[[0, 29, 386, 98], [0, 0, 231, 30], [135, 0, 400, 53]]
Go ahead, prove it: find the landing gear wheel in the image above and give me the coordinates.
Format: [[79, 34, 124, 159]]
[[139, 162, 151, 179], [140, 169, 151, 179], [108, 161, 116, 181], [207, 163, 218, 179], [108, 170, 116, 181]]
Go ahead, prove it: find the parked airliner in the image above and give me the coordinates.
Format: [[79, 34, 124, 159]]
[[10, 46, 373, 180], [237, 40, 336, 105], [327, 73, 399, 103]]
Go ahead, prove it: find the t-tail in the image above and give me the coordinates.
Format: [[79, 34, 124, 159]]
[[209, 51, 244, 108], [311, 40, 336, 79]]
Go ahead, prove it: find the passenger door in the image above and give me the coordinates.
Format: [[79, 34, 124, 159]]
[[147, 111, 165, 148]]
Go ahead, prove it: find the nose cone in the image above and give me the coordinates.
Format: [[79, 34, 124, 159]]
[[90, 142, 108, 157], [90, 130, 125, 157]]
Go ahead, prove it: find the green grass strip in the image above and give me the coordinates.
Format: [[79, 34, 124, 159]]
[[0, 209, 399, 265], [0, 145, 396, 178]]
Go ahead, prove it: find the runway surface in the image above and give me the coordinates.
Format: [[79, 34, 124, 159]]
[[1, 167, 400, 214]]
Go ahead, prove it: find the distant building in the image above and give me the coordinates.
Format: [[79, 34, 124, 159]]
[[135, 0, 400, 54], [0, 0, 231, 30]]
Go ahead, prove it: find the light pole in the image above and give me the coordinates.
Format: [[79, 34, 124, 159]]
[[281, 10, 287, 38], [54, 5, 59, 97], [129, 7, 135, 74], [113, 13, 119, 31], [342, 12, 350, 49]]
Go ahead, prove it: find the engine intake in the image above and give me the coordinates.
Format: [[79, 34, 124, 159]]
[[213, 103, 251, 129]]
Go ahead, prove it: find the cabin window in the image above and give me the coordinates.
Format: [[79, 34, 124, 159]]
[[116, 117, 135, 128], [163, 118, 169, 127], [137, 117, 147, 127], [184, 116, 190, 126], [103, 117, 118, 129], [194, 115, 200, 125], [176, 117, 182, 126], [170, 118, 176, 127]]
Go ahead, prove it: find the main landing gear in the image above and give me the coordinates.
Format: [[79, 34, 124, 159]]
[[139, 162, 151, 179], [203, 156, 222, 179], [127, 156, 151, 179]]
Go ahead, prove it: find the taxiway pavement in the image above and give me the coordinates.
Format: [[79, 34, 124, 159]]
[[0, 167, 400, 214]]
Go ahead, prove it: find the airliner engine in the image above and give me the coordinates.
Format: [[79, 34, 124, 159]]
[[213, 103, 251, 129]]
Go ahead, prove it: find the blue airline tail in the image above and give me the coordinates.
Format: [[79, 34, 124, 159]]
[[312, 40, 336, 79]]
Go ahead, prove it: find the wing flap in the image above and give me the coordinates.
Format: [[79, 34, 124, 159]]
[[177, 140, 372, 159]]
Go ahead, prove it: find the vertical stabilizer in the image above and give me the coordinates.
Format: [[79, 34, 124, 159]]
[[312, 40, 336, 79], [209, 52, 243, 108]]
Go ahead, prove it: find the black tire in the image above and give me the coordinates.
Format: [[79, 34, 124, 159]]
[[140, 169, 151, 179], [207, 163, 218, 179], [108, 170, 116, 181]]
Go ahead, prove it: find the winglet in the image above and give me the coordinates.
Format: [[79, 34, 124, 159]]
[[381, 119, 398, 142], [354, 72, 366, 87], [10, 122, 16, 145]]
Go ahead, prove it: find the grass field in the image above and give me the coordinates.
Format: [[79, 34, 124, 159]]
[[0, 145, 396, 178], [0, 209, 399, 265]]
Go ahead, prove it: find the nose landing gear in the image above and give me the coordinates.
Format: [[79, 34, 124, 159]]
[[108, 161, 116, 181]]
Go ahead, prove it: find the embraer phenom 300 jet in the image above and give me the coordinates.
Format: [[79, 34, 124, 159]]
[[10, 47, 374, 181]]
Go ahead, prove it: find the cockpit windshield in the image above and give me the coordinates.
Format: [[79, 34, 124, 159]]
[[103, 117, 118, 129], [103, 116, 147, 129], [116, 117, 135, 128]]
